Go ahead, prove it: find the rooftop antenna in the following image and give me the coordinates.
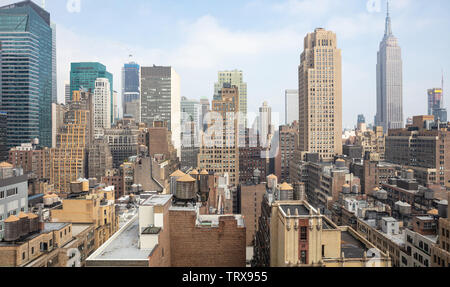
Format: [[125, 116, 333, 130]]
[[41, 0, 45, 9]]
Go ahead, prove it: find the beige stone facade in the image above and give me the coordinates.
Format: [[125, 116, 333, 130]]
[[298, 28, 342, 162]]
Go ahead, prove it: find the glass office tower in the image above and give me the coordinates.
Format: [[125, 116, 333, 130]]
[[122, 62, 140, 119], [70, 62, 113, 123], [0, 0, 53, 148]]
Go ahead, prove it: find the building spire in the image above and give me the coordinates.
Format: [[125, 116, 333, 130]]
[[385, 0, 393, 37]]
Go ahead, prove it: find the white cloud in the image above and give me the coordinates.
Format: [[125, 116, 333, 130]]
[[272, 0, 340, 16]]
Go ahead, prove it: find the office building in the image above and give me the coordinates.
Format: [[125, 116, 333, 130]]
[[258, 101, 273, 148], [358, 114, 366, 125], [385, 116, 450, 187], [0, 1, 53, 148], [104, 120, 139, 168], [214, 70, 247, 125], [140, 66, 180, 156], [298, 28, 343, 162], [199, 84, 240, 186], [428, 88, 447, 122], [0, 162, 28, 241], [8, 142, 51, 179], [275, 122, 298, 183], [51, 103, 67, 148], [122, 62, 140, 120], [51, 22, 57, 103], [0, 112, 7, 162], [93, 78, 111, 138], [70, 62, 113, 123], [285, 89, 299, 125], [375, 3, 404, 131], [50, 90, 93, 193], [64, 81, 71, 105], [355, 126, 385, 160], [200, 97, 210, 132]]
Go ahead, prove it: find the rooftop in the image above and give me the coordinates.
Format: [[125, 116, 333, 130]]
[[280, 204, 311, 217], [71, 224, 92, 237], [87, 215, 151, 261], [43, 222, 70, 233], [141, 194, 172, 206], [341, 231, 367, 258]]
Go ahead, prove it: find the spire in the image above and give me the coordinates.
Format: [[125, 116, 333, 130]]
[[384, 0, 393, 37]]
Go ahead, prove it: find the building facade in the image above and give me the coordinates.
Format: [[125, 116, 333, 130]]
[[199, 84, 240, 186], [0, 1, 53, 148], [70, 62, 113, 123], [93, 78, 111, 138], [298, 28, 342, 162], [375, 4, 404, 131], [285, 89, 299, 125], [122, 62, 140, 120], [214, 70, 247, 125], [140, 66, 180, 156]]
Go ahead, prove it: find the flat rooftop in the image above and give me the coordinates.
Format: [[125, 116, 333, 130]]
[[280, 204, 311, 216], [341, 231, 367, 258], [141, 194, 172, 206], [87, 216, 151, 261], [71, 224, 92, 237]]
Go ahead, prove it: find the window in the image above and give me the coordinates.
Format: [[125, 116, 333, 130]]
[[22, 252, 25, 260], [31, 247, 34, 254], [6, 188, 18, 197], [300, 227, 307, 241], [300, 251, 307, 264], [0, 191, 4, 199], [322, 245, 325, 257]]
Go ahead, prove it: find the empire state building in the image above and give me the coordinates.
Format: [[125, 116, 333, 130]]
[[376, 2, 403, 132]]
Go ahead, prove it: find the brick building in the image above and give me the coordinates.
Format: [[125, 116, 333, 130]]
[[275, 122, 298, 183], [86, 194, 246, 267], [385, 116, 450, 188]]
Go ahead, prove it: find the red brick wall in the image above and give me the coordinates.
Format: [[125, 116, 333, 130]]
[[148, 202, 172, 267], [241, 184, 266, 246], [168, 210, 246, 267]]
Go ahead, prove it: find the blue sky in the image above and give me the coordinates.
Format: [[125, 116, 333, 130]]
[[2, 0, 450, 128]]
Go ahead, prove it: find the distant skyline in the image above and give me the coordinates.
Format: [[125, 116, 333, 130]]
[[3, 0, 449, 129]]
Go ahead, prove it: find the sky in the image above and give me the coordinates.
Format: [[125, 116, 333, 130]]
[[2, 0, 450, 129]]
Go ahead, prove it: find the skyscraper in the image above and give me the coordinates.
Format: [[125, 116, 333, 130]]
[[122, 62, 140, 120], [285, 89, 299, 125], [140, 66, 181, 157], [181, 96, 201, 132], [199, 83, 240, 186], [298, 28, 343, 162], [51, 22, 57, 103], [428, 74, 447, 122], [93, 78, 112, 138], [64, 81, 71, 104], [376, 2, 403, 132], [70, 62, 113, 122], [50, 90, 93, 193], [258, 101, 273, 148], [214, 70, 247, 125], [200, 97, 210, 132], [0, 0, 53, 148]]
